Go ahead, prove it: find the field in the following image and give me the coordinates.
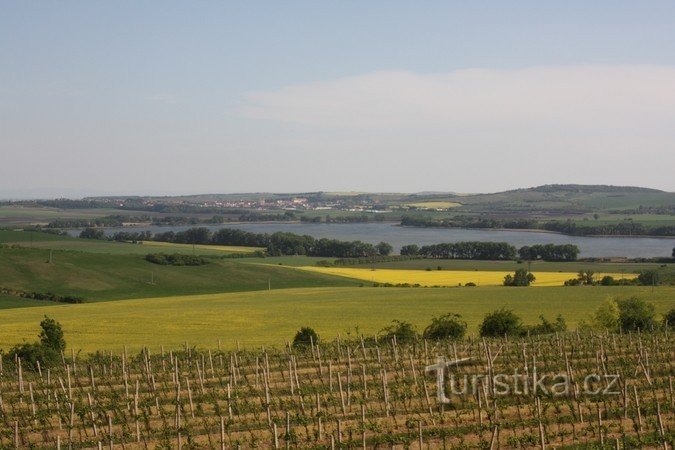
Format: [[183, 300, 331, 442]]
[[138, 240, 263, 254], [294, 266, 636, 287], [0, 230, 260, 256], [405, 201, 462, 209], [0, 330, 672, 448], [1, 286, 673, 352], [0, 247, 360, 302]]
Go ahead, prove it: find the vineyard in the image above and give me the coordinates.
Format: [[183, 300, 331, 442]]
[[1, 331, 673, 449]]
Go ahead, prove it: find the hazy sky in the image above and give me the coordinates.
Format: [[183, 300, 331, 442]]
[[2, 1, 675, 198]]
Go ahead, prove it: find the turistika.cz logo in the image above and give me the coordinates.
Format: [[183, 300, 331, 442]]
[[425, 357, 620, 403]]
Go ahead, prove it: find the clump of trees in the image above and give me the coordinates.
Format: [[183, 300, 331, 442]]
[[0, 287, 84, 304], [518, 244, 579, 261], [503, 268, 535, 286], [145, 253, 210, 266], [79, 227, 105, 239], [479, 309, 566, 337], [9, 316, 66, 367], [591, 297, 657, 332], [417, 242, 517, 260]]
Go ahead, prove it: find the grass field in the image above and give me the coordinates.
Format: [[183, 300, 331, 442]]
[[0, 286, 673, 352], [0, 230, 261, 255], [0, 247, 360, 301], [139, 240, 262, 253], [294, 266, 636, 286]]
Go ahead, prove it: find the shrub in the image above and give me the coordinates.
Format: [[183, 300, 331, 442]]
[[380, 320, 418, 344], [637, 270, 659, 286], [292, 327, 319, 349], [423, 313, 467, 340], [525, 315, 567, 335], [145, 253, 209, 266], [479, 308, 522, 337], [503, 269, 535, 286], [616, 297, 656, 332], [663, 308, 675, 329], [9, 316, 65, 367], [79, 227, 105, 240], [600, 275, 615, 286], [592, 299, 620, 331]]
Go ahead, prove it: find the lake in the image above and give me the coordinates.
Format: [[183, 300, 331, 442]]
[[67, 222, 675, 258]]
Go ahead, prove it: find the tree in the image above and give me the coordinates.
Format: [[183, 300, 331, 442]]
[[375, 241, 393, 257], [616, 297, 656, 332], [380, 320, 417, 344], [292, 327, 319, 349], [79, 227, 105, 239], [423, 313, 467, 340], [10, 316, 65, 367], [479, 308, 522, 337], [592, 299, 620, 331], [400, 244, 419, 256], [526, 315, 567, 335], [637, 270, 659, 286], [503, 268, 535, 286], [39, 316, 66, 351], [577, 270, 595, 285], [663, 308, 675, 329]]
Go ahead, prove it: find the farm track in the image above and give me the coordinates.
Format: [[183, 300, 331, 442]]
[[1, 332, 673, 449]]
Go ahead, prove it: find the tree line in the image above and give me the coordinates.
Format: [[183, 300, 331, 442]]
[[401, 215, 675, 237]]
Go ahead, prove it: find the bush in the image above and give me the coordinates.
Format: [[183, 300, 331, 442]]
[[525, 315, 567, 335], [616, 297, 656, 332], [600, 275, 615, 286], [479, 308, 522, 337], [380, 320, 418, 344], [9, 316, 65, 367], [503, 269, 535, 286], [423, 313, 467, 340], [79, 227, 105, 240], [663, 308, 675, 329], [637, 270, 660, 286], [592, 299, 620, 331], [292, 327, 319, 349], [145, 253, 209, 266]]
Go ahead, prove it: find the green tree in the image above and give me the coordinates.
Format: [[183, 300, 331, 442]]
[[39, 316, 66, 351], [375, 242, 393, 256], [663, 308, 675, 329], [292, 327, 319, 349], [577, 270, 595, 285], [400, 244, 419, 256], [380, 320, 417, 344], [616, 297, 656, 332], [637, 270, 659, 286], [423, 313, 467, 340], [503, 268, 535, 286], [10, 316, 65, 367], [592, 299, 620, 331], [479, 308, 522, 337]]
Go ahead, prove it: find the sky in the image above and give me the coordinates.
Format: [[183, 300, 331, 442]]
[[1, 1, 675, 198]]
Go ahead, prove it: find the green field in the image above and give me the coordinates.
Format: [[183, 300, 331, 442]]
[[0, 230, 261, 256], [0, 286, 673, 352], [0, 247, 360, 302]]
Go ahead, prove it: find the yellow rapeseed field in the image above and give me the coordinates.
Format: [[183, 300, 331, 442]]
[[140, 240, 262, 253], [295, 266, 635, 287]]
